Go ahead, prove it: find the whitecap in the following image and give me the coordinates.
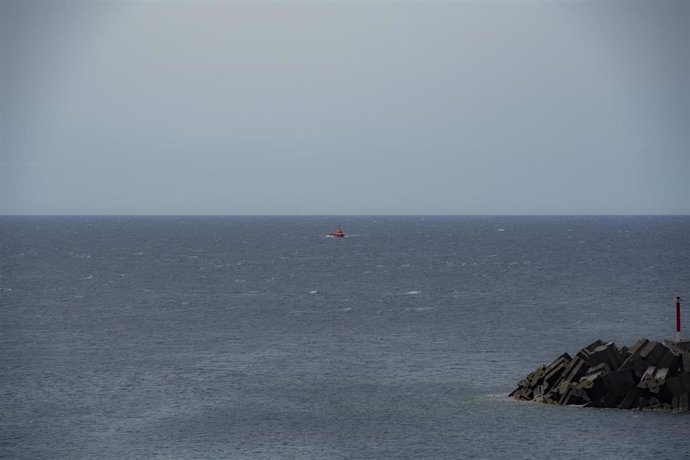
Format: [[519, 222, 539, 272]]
[[404, 290, 421, 295], [309, 290, 319, 294]]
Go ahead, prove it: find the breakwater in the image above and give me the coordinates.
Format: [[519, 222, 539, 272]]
[[510, 338, 690, 411]]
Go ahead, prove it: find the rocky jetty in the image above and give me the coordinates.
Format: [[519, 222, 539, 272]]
[[510, 338, 690, 411]]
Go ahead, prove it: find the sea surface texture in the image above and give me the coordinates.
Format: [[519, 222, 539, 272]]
[[2, 216, 689, 459]]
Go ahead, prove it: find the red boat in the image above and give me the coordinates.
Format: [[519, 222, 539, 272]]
[[329, 226, 345, 238]]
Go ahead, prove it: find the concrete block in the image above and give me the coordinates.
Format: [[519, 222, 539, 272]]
[[565, 357, 591, 381], [528, 364, 547, 387], [578, 373, 607, 402], [558, 386, 588, 405], [628, 338, 650, 357], [603, 369, 636, 397], [576, 349, 592, 364], [542, 355, 571, 389], [669, 339, 690, 352], [671, 394, 680, 410], [664, 372, 689, 396], [618, 389, 640, 409], [542, 391, 559, 404], [656, 348, 680, 370], [574, 340, 604, 364], [588, 342, 623, 370], [562, 387, 590, 405], [620, 354, 648, 379], [557, 388, 571, 405], [583, 339, 607, 352], [638, 366, 656, 390], [682, 352, 690, 372], [646, 368, 670, 395], [577, 374, 598, 390], [647, 381, 661, 394], [647, 396, 661, 409], [672, 393, 689, 411], [681, 393, 690, 411], [655, 368, 669, 384], [532, 385, 545, 403], [585, 363, 611, 376], [639, 341, 662, 360], [680, 373, 690, 391], [641, 342, 678, 369]]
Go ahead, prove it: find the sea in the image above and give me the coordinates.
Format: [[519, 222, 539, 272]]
[[1, 215, 689, 459]]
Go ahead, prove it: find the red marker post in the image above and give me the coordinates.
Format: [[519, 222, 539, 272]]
[[676, 296, 682, 340]]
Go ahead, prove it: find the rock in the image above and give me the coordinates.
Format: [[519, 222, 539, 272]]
[[509, 337, 690, 412]]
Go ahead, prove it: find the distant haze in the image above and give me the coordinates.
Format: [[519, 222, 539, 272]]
[[1, 0, 688, 215]]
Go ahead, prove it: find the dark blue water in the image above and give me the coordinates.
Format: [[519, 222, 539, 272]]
[[2, 216, 689, 459]]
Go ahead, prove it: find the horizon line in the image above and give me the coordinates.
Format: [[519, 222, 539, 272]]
[[1, 213, 689, 218]]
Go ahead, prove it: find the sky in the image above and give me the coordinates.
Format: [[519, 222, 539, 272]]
[[1, 0, 688, 215]]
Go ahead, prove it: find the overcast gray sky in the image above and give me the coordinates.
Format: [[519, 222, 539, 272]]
[[1, 0, 688, 215]]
